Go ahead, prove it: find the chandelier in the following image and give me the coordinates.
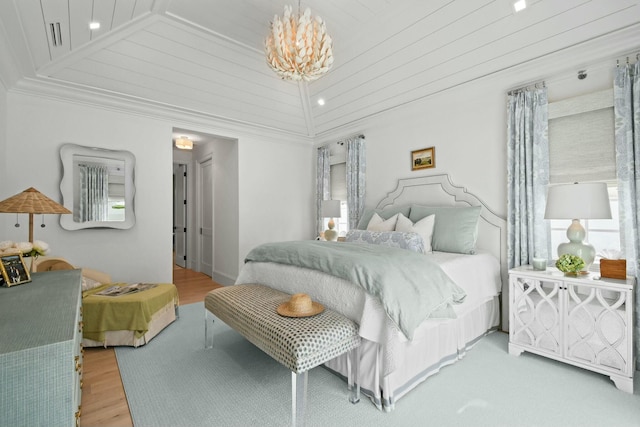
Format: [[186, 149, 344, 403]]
[[265, 4, 334, 82]]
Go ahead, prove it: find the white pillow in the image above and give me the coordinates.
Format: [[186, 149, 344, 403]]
[[82, 276, 102, 292], [367, 213, 399, 232], [395, 213, 435, 252]]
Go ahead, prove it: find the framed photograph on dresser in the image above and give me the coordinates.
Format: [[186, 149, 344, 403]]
[[0, 253, 31, 287]]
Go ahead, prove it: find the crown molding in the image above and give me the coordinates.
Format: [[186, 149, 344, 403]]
[[10, 77, 315, 146]]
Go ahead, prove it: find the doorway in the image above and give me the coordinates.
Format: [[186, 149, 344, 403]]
[[198, 157, 214, 277], [173, 163, 187, 268], [172, 128, 239, 285]]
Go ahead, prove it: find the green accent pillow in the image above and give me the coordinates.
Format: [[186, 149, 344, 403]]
[[357, 205, 411, 230], [409, 205, 481, 254]]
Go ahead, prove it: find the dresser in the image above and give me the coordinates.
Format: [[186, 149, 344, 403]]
[[0, 269, 83, 427], [508, 266, 635, 393]]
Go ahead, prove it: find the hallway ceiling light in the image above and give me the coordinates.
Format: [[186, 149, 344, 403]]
[[265, 3, 334, 82], [175, 137, 193, 150]]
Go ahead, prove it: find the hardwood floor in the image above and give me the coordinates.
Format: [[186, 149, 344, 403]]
[[80, 265, 223, 427]]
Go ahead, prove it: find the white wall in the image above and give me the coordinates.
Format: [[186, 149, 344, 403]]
[[0, 82, 7, 236], [1, 90, 315, 284], [363, 83, 507, 215], [3, 92, 174, 283], [211, 139, 240, 283], [189, 136, 240, 285], [237, 135, 315, 265]]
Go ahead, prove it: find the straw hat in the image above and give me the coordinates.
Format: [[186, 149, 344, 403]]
[[277, 293, 324, 318]]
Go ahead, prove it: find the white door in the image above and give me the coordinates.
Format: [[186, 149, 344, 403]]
[[199, 158, 214, 277], [173, 164, 187, 268]]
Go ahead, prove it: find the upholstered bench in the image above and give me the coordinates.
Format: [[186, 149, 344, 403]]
[[204, 284, 361, 427]]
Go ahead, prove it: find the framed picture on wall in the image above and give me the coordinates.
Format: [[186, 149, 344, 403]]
[[411, 147, 435, 171], [0, 253, 31, 287]]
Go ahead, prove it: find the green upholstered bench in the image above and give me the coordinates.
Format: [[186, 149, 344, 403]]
[[204, 284, 361, 427]]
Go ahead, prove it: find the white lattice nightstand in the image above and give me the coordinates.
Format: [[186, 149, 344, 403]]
[[508, 265, 635, 393]]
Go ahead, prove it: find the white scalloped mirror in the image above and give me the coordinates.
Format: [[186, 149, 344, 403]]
[[60, 143, 136, 230]]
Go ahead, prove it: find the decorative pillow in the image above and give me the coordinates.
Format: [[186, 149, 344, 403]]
[[395, 213, 435, 253], [345, 230, 426, 254], [82, 276, 102, 292], [357, 205, 411, 230], [409, 205, 481, 254], [366, 213, 399, 232]]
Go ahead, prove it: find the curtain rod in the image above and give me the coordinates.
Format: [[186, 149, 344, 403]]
[[616, 53, 640, 67], [508, 50, 639, 95], [318, 134, 365, 149], [507, 80, 546, 96], [336, 134, 365, 146]]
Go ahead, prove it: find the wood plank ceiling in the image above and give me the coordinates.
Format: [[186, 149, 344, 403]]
[[2, 0, 639, 138]]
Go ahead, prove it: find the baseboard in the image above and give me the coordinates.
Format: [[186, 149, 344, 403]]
[[212, 271, 235, 286]]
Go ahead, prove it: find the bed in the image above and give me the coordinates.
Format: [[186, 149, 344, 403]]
[[33, 257, 179, 348], [236, 174, 507, 411]]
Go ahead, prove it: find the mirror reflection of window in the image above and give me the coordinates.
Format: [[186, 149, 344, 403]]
[[60, 143, 135, 230], [107, 171, 126, 222], [73, 156, 126, 222]]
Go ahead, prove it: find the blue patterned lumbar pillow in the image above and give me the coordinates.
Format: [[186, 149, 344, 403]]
[[345, 230, 426, 254]]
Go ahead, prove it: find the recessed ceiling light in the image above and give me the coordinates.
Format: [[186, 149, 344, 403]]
[[513, 0, 527, 12], [317, 98, 325, 106], [89, 21, 100, 30]]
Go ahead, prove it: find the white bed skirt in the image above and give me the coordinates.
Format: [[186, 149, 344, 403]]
[[82, 302, 178, 348], [236, 260, 501, 411], [324, 296, 500, 411]]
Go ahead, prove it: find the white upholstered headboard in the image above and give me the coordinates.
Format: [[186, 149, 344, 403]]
[[374, 174, 508, 324]]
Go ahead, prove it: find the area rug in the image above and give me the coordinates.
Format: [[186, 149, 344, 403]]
[[116, 302, 640, 427]]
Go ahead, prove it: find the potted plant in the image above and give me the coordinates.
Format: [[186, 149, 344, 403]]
[[555, 254, 585, 275]]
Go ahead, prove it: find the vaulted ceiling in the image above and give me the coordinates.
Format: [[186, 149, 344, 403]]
[[1, 0, 639, 138]]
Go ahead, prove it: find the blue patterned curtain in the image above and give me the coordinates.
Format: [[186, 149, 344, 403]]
[[77, 164, 109, 222], [346, 136, 366, 230], [507, 87, 550, 268], [613, 60, 640, 369], [316, 146, 331, 236]]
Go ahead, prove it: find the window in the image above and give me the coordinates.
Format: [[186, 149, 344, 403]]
[[548, 89, 620, 266], [548, 89, 615, 184], [322, 162, 349, 237]]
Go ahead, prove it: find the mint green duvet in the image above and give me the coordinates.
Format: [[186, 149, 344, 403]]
[[245, 241, 466, 340]]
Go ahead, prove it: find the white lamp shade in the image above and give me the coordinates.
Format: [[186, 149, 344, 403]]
[[321, 200, 341, 218], [544, 182, 611, 220]]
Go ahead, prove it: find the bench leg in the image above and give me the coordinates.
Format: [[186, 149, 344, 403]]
[[347, 346, 360, 404], [291, 370, 308, 427], [204, 310, 215, 349]]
